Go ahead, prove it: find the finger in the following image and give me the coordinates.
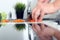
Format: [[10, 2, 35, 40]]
[[32, 24, 38, 33], [38, 11, 45, 22], [40, 23, 46, 30], [32, 7, 37, 20], [32, 24, 42, 35], [34, 9, 41, 22], [32, 24, 41, 33], [34, 24, 41, 32]]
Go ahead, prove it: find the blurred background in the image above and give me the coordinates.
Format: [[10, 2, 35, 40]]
[[0, 0, 60, 40], [0, 0, 60, 21], [0, 0, 27, 19]]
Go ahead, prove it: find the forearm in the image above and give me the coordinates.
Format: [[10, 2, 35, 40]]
[[53, 0, 60, 10], [54, 30, 60, 40]]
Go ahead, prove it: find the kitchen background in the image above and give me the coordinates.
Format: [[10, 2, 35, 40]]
[[0, 0, 27, 19], [0, 0, 60, 40], [0, 0, 28, 40], [0, 0, 60, 19], [25, 0, 60, 19]]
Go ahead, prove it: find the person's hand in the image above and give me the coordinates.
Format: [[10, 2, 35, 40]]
[[32, 6, 42, 22], [32, 24, 56, 40], [32, 0, 58, 22], [32, 0, 50, 22]]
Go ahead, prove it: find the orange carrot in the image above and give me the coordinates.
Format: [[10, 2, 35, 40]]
[[2, 20, 9, 23]]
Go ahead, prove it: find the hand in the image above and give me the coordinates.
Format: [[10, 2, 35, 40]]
[[32, 0, 58, 22], [32, 0, 50, 22], [32, 6, 42, 22], [32, 24, 56, 40]]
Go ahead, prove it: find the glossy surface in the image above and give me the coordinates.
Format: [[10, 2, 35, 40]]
[[0, 23, 29, 40]]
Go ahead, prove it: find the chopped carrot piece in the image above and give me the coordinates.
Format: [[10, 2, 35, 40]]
[[30, 20, 35, 22], [12, 19, 25, 22], [2, 20, 9, 23]]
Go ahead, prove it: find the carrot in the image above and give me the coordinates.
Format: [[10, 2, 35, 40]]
[[2, 20, 9, 23], [30, 20, 35, 22], [12, 19, 24, 22], [29, 20, 42, 22]]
